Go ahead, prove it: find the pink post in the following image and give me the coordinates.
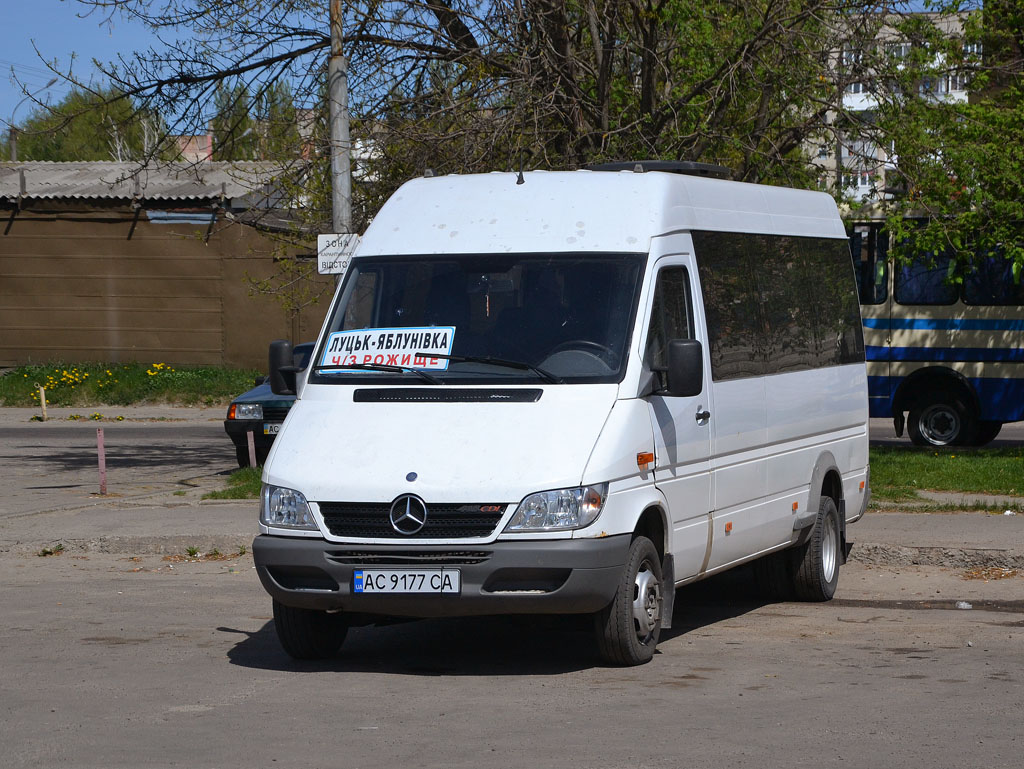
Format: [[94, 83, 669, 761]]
[[97, 428, 107, 495], [247, 431, 257, 467]]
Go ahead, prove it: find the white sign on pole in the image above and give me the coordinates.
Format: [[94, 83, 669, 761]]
[[317, 233, 361, 277]]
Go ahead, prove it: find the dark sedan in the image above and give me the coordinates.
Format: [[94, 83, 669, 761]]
[[224, 343, 314, 467]]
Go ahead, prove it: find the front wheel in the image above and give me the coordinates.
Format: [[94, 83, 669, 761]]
[[273, 600, 348, 660], [594, 536, 663, 666]]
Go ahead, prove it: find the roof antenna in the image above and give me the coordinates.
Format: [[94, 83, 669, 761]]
[[516, 152, 525, 185]]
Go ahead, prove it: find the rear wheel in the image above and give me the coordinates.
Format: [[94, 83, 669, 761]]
[[273, 600, 348, 660], [792, 496, 842, 602], [595, 536, 662, 666], [908, 391, 976, 447]]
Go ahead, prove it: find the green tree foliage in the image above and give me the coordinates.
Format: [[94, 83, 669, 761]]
[[54, 0, 1022, 276], [66, 1, 876, 211], [837, 2, 1024, 276], [12, 86, 169, 162], [891, 2, 1023, 276], [210, 83, 258, 160]]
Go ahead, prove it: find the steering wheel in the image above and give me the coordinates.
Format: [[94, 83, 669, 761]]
[[548, 339, 616, 359]]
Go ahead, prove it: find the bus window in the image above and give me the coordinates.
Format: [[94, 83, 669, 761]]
[[895, 253, 958, 305], [850, 225, 887, 304], [964, 255, 1024, 305]]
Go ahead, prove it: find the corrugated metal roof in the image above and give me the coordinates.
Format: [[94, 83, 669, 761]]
[[0, 161, 280, 204]]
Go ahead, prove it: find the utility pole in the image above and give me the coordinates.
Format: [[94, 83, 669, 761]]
[[328, 0, 352, 236], [8, 77, 58, 161]]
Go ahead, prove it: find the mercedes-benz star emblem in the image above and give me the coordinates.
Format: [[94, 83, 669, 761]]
[[389, 494, 428, 535]]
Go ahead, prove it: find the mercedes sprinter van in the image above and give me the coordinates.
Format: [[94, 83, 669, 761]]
[[253, 163, 870, 666]]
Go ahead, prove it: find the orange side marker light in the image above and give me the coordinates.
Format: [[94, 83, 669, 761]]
[[637, 451, 655, 470], [725, 521, 733, 534], [792, 502, 799, 512]]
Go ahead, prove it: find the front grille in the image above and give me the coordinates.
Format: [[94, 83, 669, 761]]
[[263, 406, 291, 421], [318, 502, 505, 538], [326, 550, 492, 566]]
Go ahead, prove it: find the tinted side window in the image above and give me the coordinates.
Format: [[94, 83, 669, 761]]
[[645, 267, 694, 378], [693, 231, 864, 381], [692, 233, 765, 380], [964, 255, 1024, 305], [791, 236, 865, 371], [895, 254, 958, 305]]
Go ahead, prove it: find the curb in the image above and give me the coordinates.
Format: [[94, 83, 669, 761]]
[[6, 534, 1022, 571], [4, 534, 256, 558]]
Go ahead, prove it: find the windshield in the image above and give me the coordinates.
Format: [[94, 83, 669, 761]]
[[311, 253, 645, 384]]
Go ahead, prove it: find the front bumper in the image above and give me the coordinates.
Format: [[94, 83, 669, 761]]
[[253, 534, 631, 617], [223, 419, 279, 450]]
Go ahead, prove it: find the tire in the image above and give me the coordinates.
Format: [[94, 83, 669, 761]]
[[791, 496, 842, 602], [594, 536, 663, 666], [970, 420, 1002, 446], [273, 600, 348, 660], [907, 391, 976, 447]]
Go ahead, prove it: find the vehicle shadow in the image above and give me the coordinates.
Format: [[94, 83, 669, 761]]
[[222, 567, 771, 676], [11, 443, 231, 473]]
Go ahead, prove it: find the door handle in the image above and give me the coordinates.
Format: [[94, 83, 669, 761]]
[[695, 408, 711, 423]]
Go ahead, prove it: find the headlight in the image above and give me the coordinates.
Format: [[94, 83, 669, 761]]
[[505, 483, 608, 532], [231, 403, 263, 420], [260, 484, 317, 530]]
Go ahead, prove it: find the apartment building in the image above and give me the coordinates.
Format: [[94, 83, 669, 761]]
[[816, 11, 978, 205]]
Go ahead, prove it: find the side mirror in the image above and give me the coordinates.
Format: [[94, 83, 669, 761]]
[[269, 339, 298, 395], [666, 339, 704, 397]]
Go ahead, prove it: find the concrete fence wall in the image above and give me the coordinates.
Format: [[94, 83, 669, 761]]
[[0, 207, 334, 370]]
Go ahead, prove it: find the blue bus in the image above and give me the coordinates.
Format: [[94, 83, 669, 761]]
[[850, 222, 1024, 446]]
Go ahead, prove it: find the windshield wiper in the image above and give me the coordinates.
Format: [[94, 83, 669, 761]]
[[430, 353, 563, 384], [313, 363, 442, 385]]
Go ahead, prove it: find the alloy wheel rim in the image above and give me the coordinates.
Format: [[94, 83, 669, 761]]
[[821, 516, 838, 582]]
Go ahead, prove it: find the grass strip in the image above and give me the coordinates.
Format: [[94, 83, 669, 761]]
[[203, 467, 263, 500], [870, 445, 1024, 503], [0, 362, 260, 408]]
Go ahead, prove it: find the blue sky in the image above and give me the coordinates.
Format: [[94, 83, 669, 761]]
[[1, 0, 159, 128]]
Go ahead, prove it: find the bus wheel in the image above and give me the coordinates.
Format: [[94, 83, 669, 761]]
[[908, 392, 975, 447], [273, 600, 348, 660], [595, 535, 662, 666], [971, 421, 1002, 446], [792, 497, 841, 602]]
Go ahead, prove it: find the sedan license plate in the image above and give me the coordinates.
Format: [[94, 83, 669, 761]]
[[263, 422, 282, 435], [354, 569, 461, 594]]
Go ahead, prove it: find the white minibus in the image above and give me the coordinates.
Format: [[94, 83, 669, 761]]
[[254, 162, 870, 666]]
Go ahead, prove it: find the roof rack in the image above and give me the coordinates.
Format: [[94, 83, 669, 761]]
[[586, 160, 731, 179]]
